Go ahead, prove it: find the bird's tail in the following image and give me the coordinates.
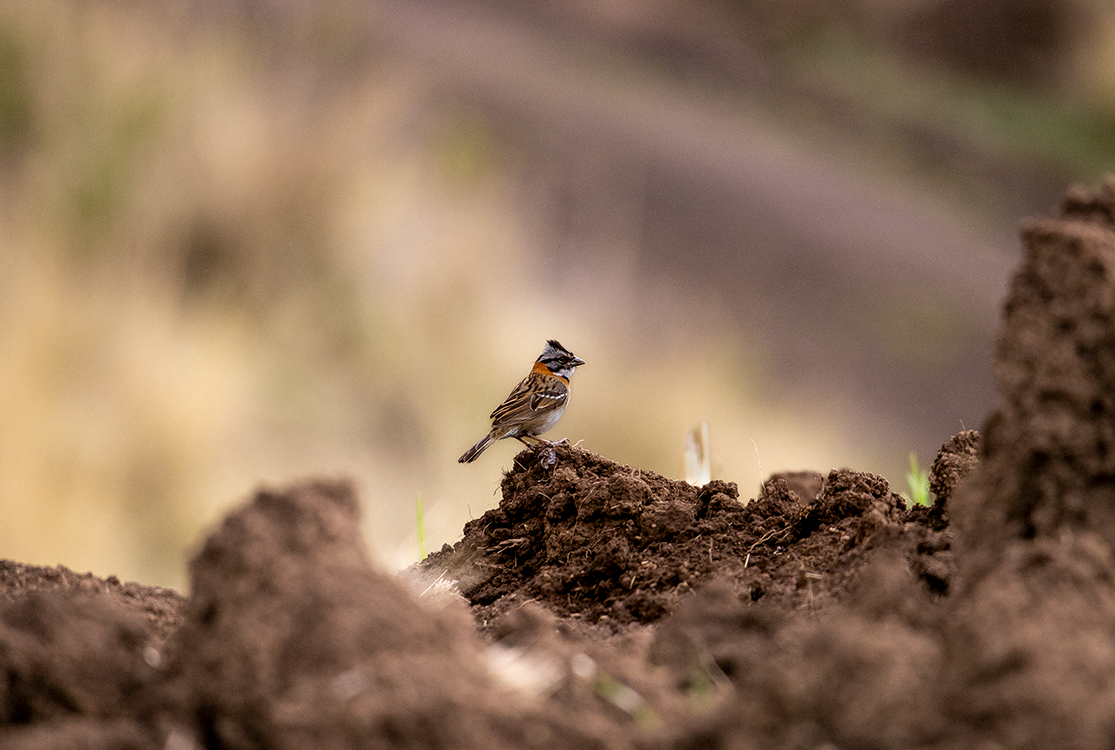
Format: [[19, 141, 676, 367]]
[[458, 434, 496, 463]]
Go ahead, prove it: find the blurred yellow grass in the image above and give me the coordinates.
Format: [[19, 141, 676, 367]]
[[0, 0, 921, 589]]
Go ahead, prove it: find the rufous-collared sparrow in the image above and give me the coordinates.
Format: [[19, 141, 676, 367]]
[[458, 340, 586, 463]]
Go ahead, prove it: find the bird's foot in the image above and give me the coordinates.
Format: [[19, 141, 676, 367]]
[[538, 445, 558, 469]]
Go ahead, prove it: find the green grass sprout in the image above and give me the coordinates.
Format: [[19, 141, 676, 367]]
[[571, 653, 659, 728], [416, 493, 427, 560], [595, 672, 659, 727], [905, 452, 931, 506]]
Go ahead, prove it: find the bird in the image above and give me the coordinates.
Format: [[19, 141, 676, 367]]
[[459, 340, 586, 463]]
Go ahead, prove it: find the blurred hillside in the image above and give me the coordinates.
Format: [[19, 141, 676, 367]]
[[1, 0, 1113, 588]]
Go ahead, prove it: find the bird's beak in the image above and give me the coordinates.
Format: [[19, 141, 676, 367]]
[[572, 356, 586, 367]]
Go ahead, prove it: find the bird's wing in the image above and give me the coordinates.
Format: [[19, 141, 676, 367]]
[[490, 374, 568, 425]]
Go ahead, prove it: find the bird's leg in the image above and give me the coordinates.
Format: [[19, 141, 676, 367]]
[[515, 435, 559, 466]]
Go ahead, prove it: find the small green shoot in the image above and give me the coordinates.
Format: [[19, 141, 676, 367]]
[[571, 653, 659, 728], [594, 672, 659, 728], [905, 452, 931, 506], [416, 493, 427, 560], [687, 658, 731, 710]]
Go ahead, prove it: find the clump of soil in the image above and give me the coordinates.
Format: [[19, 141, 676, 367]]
[[927, 428, 980, 508], [3, 176, 1115, 749]]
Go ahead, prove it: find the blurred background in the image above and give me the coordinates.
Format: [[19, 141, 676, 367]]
[[1, 0, 1114, 589]]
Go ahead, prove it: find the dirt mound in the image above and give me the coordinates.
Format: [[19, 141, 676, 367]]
[[0, 562, 183, 748], [3, 176, 1115, 748], [422, 449, 951, 631], [153, 479, 600, 750], [941, 177, 1115, 747]]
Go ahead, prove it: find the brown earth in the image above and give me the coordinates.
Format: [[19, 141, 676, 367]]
[[3, 176, 1115, 748]]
